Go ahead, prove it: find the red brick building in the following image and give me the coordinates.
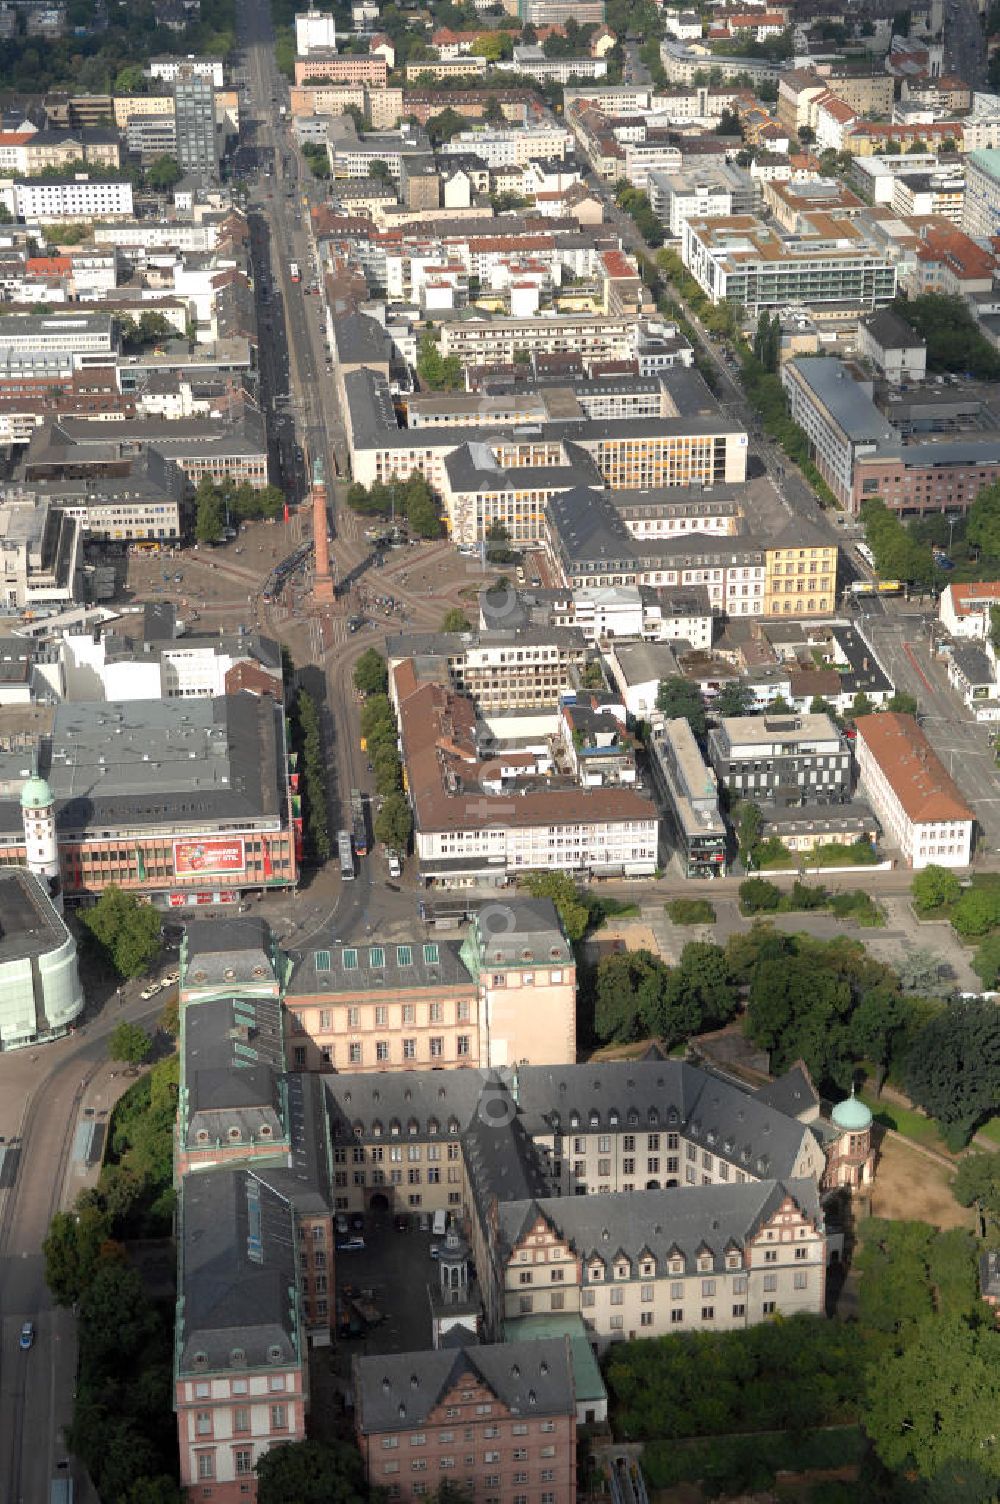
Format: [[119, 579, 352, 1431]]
[[354, 1342, 577, 1504]]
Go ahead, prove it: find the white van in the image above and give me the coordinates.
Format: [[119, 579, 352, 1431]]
[[432, 1209, 448, 1237]]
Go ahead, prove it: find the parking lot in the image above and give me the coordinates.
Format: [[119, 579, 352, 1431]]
[[333, 1210, 468, 1370]]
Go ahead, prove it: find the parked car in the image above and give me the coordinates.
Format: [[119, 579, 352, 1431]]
[[394, 1214, 409, 1232], [19, 1322, 34, 1350], [140, 982, 161, 1000], [337, 1236, 365, 1253], [335, 1212, 349, 1235]]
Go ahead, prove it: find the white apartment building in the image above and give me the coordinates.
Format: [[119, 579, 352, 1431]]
[[939, 580, 1000, 640], [415, 806, 659, 883], [650, 172, 734, 238], [504, 48, 608, 84], [295, 7, 336, 53], [439, 314, 636, 366], [891, 170, 964, 223], [0, 131, 33, 174], [148, 54, 224, 86], [854, 712, 973, 868], [0, 312, 114, 359], [14, 178, 133, 222], [450, 125, 572, 168], [93, 221, 223, 252], [623, 141, 683, 190]]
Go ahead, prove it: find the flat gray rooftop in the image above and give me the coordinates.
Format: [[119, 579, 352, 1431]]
[[0, 868, 67, 962]]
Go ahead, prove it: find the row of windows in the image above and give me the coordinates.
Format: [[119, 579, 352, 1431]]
[[295, 1037, 471, 1067], [298, 1000, 470, 1028], [195, 1404, 287, 1437]]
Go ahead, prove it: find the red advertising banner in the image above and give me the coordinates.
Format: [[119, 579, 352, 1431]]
[[173, 837, 246, 877]]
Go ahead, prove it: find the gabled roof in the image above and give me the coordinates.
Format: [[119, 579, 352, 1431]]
[[354, 1339, 576, 1433]]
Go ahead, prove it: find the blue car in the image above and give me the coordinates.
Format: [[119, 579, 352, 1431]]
[[19, 1322, 34, 1350]]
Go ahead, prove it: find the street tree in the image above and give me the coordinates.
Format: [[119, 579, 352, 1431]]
[[911, 863, 961, 913], [109, 1022, 153, 1068], [194, 478, 224, 544], [82, 886, 161, 977], [43, 1194, 113, 1306], [352, 648, 388, 697], [374, 792, 413, 852], [373, 746, 402, 794]]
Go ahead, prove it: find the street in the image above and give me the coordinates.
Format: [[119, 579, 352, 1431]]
[[0, 993, 161, 1504]]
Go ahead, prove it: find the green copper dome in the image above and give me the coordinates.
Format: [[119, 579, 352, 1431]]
[[832, 1086, 872, 1133], [20, 776, 53, 811]]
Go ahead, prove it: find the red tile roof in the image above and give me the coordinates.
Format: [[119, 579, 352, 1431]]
[[855, 712, 973, 824]]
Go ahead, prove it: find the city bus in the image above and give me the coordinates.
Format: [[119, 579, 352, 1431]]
[[338, 830, 355, 881], [877, 579, 903, 595]]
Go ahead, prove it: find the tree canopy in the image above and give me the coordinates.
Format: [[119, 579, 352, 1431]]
[[374, 792, 413, 852], [256, 1440, 368, 1504], [897, 292, 1000, 381], [108, 1022, 152, 1067], [592, 943, 739, 1047], [82, 886, 161, 978], [417, 331, 464, 391], [353, 648, 388, 697], [656, 676, 706, 738], [911, 864, 961, 913], [905, 997, 1000, 1146]]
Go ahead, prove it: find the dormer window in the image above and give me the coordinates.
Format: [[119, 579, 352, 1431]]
[[267, 1344, 283, 1364], [227, 1127, 242, 1142], [230, 1347, 246, 1366]]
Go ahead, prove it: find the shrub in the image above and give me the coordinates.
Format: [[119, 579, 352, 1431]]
[[739, 876, 781, 913], [667, 898, 716, 925]]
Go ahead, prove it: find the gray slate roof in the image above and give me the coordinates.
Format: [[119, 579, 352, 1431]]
[[0, 694, 284, 838], [495, 1178, 822, 1272], [182, 993, 285, 1147], [354, 1338, 575, 1433], [511, 1059, 817, 1181], [177, 1166, 301, 1376]]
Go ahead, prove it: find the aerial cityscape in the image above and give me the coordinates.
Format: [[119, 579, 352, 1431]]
[[5, 0, 1000, 1499]]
